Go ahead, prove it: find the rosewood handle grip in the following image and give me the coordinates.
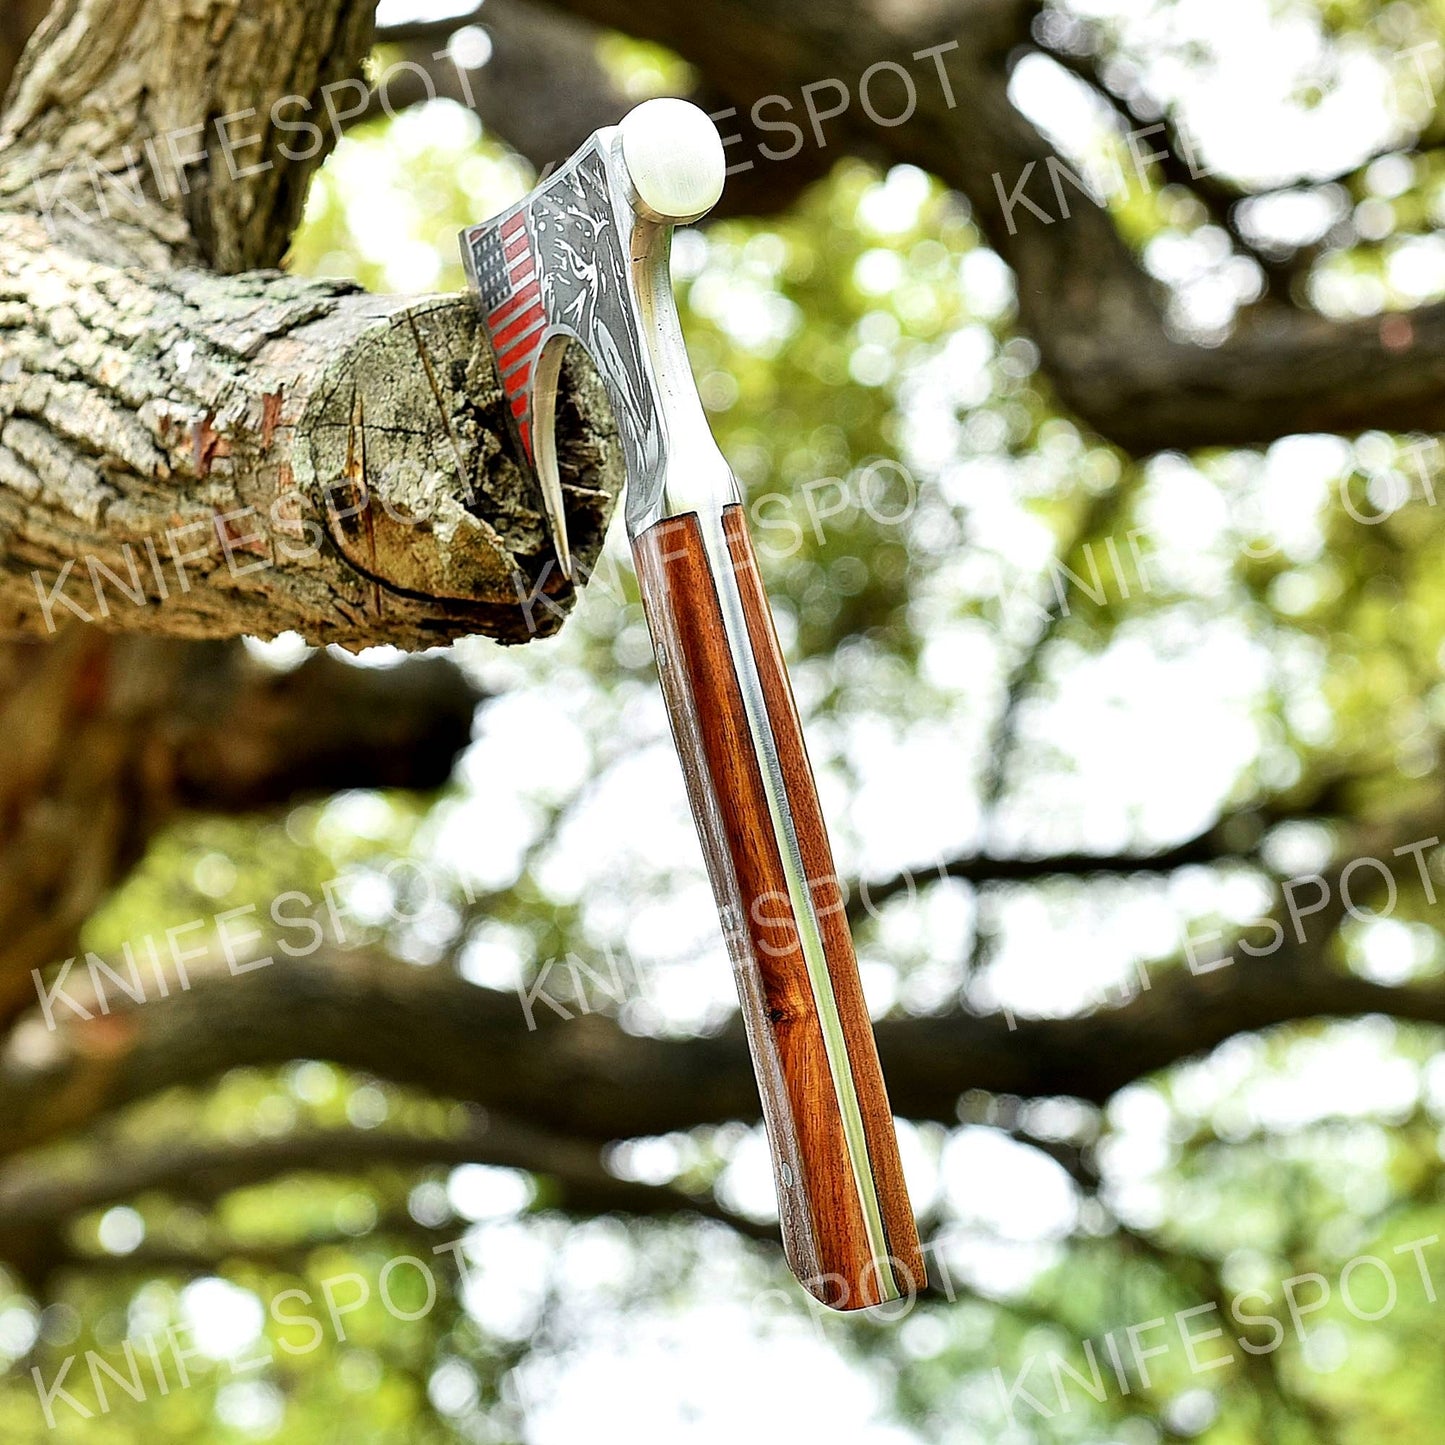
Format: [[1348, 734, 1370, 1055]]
[[632, 503, 924, 1310]]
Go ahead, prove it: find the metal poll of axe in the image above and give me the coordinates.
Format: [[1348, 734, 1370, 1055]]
[[460, 98, 924, 1310]]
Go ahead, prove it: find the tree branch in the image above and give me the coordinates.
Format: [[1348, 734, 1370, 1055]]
[[534, 0, 1445, 451], [167, 644, 483, 810], [375, 5, 487, 46], [0, 235, 618, 645], [851, 830, 1256, 922], [0, 0, 622, 648], [2, 898, 1438, 1165], [0, 0, 378, 273], [851, 768, 1363, 921], [0, 1113, 774, 1242], [0, 630, 481, 1036], [365, 0, 831, 217], [366, 0, 634, 183]]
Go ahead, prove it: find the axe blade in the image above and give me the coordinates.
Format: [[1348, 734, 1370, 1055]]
[[461, 194, 572, 578]]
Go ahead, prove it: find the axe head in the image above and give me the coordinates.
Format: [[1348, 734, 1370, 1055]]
[[460, 99, 732, 579]]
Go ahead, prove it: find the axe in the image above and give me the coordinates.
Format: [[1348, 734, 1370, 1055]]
[[461, 99, 923, 1310]]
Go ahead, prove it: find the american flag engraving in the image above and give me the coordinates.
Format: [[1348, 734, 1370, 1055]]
[[467, 209, 545, 461]]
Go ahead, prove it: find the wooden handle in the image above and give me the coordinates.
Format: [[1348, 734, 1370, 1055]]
[[633, 504, 924, 1310]]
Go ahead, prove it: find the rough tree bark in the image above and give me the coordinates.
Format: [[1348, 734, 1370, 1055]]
[[0, 235, 618, 645], [0, 0, 622, 648]]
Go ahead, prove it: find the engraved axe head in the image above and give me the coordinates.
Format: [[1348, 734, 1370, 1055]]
[[460, 99, 731, 580]]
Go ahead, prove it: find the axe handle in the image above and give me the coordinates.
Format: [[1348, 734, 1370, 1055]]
[[632, 503, 924, 1311]]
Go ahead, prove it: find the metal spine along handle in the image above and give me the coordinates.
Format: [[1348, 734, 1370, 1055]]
[[632, 502, 925, 1311]]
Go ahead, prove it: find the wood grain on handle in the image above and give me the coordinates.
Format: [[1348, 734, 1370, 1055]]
[[633, 504, 924, 1310]]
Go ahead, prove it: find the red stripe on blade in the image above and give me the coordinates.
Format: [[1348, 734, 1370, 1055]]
[[497, 326, 543, 372], [488, 280, 541, 327], [492, 305, 544, 352]]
